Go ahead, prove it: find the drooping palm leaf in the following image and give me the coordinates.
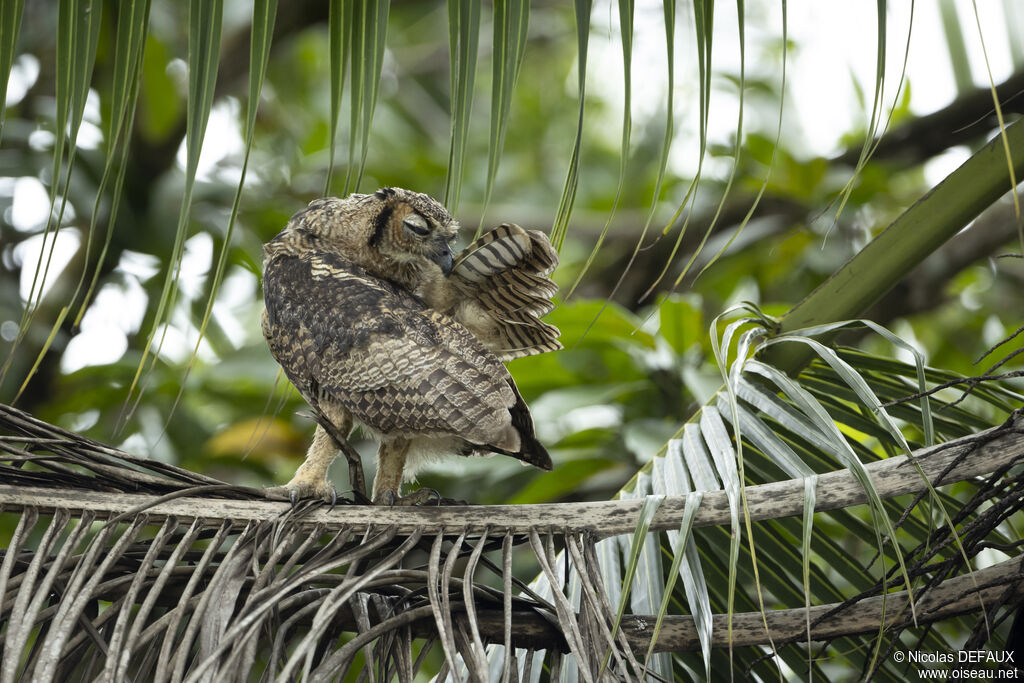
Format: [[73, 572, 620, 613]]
[[550, 0, 593, 252], [326, 0, 351, 193], [442, 0, 480, 213], [768, 117, 1024, 374], [484, 332, 1021, 678], [121, 0, 224, 430], [167, 0, 278, 426], [2, 0, 102, 397], [72, 0, 154, 330], [478, 0, 529, 234], [0, 0, 25, 141], [638, 0, 716, 302], [563, 0, 634, 301], [344, 0, 390, 194]]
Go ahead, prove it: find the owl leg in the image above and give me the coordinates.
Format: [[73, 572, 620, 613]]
[[372, 440, 444, 505], [372, 438, 411, 504], [280, 424, 342, 504], [278, 406, 359, 504]]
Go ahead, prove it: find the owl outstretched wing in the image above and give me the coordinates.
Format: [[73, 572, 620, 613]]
[[446, 224, 562, 361], [262, 249, 552, 469]]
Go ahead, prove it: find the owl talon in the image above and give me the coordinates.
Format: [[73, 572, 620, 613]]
[[375, 489, 397, 506], [266, 479, 338, 506], [373, 488, 443, 506], [419, 488, 442, 505]]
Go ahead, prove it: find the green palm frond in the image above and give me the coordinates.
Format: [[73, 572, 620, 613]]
[[121, 0, 224, 429], [344, 0, 390, 194], [484, 329, 1021, 678], [478, 0, 529, 233], [442, 0, 480, 213]]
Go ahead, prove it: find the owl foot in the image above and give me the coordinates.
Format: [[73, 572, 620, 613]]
[[374, 487, 442, 506], [266, 478, 338, 507]]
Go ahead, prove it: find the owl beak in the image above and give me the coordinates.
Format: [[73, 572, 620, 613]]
[[431, 241, 454, 275]]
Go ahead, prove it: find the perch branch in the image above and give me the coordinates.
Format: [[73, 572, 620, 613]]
[[1, 418, 1020, 537]]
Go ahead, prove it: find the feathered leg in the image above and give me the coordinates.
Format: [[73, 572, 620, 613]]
[[372, 439, 443, 505], [276, 404, 362, 503], [372, 438, 410, 503]]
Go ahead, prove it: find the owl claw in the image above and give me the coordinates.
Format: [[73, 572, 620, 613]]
[[379, 489, 396, 506], [374, 488, 443, 506], [266, 480, 338, 507]]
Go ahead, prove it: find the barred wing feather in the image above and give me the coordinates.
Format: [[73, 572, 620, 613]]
[[450, 224, 562, 361]]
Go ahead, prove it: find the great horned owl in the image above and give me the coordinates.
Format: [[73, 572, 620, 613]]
[[261, 188, 561, 503]]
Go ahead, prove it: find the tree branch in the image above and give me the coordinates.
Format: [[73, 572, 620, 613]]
[[836, 69, 1024, 167], [1, 403, 1020, 537], [400, 554, 1024, 653]]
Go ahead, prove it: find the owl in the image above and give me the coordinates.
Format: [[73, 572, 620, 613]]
[[261, 188, 561, 504]]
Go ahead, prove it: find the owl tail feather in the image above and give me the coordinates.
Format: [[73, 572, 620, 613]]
[[458, 376, 552, 470], [506, 377, 553, 470]]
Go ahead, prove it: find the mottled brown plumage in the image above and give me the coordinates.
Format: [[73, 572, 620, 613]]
[[261, 188, 560, 503]]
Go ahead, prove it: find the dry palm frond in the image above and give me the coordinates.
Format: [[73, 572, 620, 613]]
[[1, 402, 1023, 681], [0, 403, 617, 681]]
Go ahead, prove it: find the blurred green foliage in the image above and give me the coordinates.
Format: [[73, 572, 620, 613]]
[[1, 0, 1021, 511], [1, 2, 1023, 679]]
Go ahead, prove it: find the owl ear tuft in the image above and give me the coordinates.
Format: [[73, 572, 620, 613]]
[[374, 187, 397, 200]]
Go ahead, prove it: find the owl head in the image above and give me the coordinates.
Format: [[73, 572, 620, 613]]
[[363, 187, 459, 275], [276, 188, 459, 282]]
